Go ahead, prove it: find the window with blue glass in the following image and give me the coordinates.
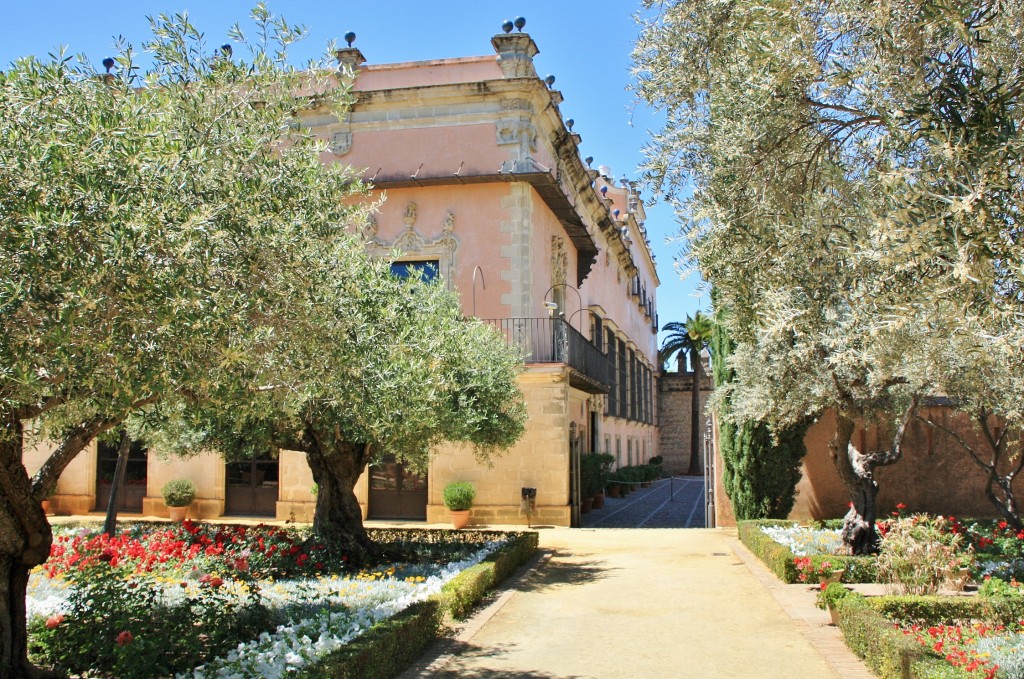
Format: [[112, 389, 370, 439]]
[[390, 259, 440, 283]]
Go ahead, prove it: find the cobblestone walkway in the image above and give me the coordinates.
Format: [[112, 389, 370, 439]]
[[581, 476, 706, 528]]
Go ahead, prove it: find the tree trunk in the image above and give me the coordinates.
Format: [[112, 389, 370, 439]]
[[102, 432, 132, 537], [687, 346, 704, 475], [0, 416, 60, 679], [304, 436, 380, 565], [829, 407, 914, 556]]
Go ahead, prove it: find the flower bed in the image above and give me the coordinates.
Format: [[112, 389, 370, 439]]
[[27, 522, 536, 679], [737, 520, 877, 583]]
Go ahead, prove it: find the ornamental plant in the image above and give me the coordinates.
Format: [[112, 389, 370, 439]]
[[160, 479, 197, 508], [794, 556, 842, 584], [443, 482, 476, 511], [815, 582, 852, 611], [877, 515, 965, 595]]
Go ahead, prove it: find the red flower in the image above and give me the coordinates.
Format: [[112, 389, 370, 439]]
[[209, 576, 223, 588], [896, 503, 907, 510], [45, 614, 65, 629], [116, 630, 134, 646]]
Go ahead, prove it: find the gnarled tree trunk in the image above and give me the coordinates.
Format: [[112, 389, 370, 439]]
[[0, 417, 59, 679], [830, 405, 915, 555], [304, 435, 380, 565]]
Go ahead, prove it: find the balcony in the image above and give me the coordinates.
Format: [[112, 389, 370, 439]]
[[483, 318, 611, 394]]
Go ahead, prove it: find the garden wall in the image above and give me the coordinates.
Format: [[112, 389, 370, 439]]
[[791, 407, 1021, 522], [712, 406, 1021, 526], [657, 367, 713, 476]]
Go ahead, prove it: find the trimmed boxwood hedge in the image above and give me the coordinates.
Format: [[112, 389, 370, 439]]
[[737, 519, 877, 583], [834, 593, 1024, 678], [299, 530, 539, 679], [835, 593, 965, 679]]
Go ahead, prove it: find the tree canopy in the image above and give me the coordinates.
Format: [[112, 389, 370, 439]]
[[634, 0, 1024, 551], [0, 6, 526, 675]]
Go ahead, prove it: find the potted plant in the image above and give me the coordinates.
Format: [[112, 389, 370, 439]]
[[580, 454, 602, 513], [443, 481, 475, 529], [816, 582, 852, 625], [161, 479, 197, 522], [593, 453, 614, 508], [40, 487, 56, 515]]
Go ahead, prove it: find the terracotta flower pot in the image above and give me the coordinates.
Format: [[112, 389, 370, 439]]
[[168, 506, 188, 522], [607, 484, 621, 499], [581, 496, 594, 514], [828, 605, 840, 626], [41, 500, 52, 515], [819, 570, 844, 588], [450, 509, 471, 529], [592, 492, 605, 509]]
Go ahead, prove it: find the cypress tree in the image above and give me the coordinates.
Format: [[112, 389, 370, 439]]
[[711, 313, 808, 519]]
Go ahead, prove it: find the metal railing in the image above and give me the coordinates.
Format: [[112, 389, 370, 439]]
[[483, 317, 612, 388]]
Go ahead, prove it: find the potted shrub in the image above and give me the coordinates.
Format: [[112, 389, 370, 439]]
[[816, 582, 852, 626], [161, 479, 197, 522], [580, 454, 602, 513], [443, 481, 475, 529], [593, 453, 614, 508]]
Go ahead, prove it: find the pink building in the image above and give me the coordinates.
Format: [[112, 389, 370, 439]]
[[32, 24, 660, 528]]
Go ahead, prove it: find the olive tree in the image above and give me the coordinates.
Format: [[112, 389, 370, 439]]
[[158, 263, 527, 561], [633, 0, 1024, 552], [0, 7, 373, 676]]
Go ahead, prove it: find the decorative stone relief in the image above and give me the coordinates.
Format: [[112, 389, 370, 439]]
[[329, 130, 352, 156], [363, 202, 459, 287], [551, 236, 567, 288], [496, 119, 537, 154]]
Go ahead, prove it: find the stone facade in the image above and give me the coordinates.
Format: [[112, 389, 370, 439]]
[[26, 26, 660, 529], [657, 368, 713, 476]]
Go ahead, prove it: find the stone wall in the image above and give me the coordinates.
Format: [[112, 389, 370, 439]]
[[425, 365, 572, 527], [657, 368, 713, 476]]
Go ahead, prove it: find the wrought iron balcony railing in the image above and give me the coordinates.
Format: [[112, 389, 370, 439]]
[[483, 318, 612, 392]]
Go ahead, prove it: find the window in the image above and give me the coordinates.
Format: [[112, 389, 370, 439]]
[[390, 259, 439, 283], [616, 436, 621, 467], [618, 339, 628, 418], [607, 330, 618, 415], [627, 438, 633, 466], [592, 315, 604, 352]]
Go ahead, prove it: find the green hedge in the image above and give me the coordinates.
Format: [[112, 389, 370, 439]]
[[836, 594, 964, 679], [737, 520, 876, 583], [868, 595, 1024, 627], [300, 530, 539, 678], [299, 600, 442, 679], [438, 530, 539, 619]]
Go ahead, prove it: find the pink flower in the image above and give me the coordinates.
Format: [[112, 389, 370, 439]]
[[116, 630, 134, 646]]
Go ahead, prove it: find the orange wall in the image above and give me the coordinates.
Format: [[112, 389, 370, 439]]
[[790, 408, 1024, 521]]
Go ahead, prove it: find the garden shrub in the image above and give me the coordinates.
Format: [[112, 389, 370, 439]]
[[836, 593, 958, 679], [299, 600, 442, 679], [876, 516, 964, 595], [31, 562, 277, 679], [711, 317, 808, 519]]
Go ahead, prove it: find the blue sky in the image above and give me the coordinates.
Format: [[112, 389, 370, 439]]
[[0, 1, 706, 343]]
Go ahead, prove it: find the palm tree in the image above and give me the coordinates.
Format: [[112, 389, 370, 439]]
[[660, 312, 715, 475]]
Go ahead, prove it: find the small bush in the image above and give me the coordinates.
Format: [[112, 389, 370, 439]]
[[160, 479, 197, 507], [442, 482, 475, 511], [877, 516, 964, 595]]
